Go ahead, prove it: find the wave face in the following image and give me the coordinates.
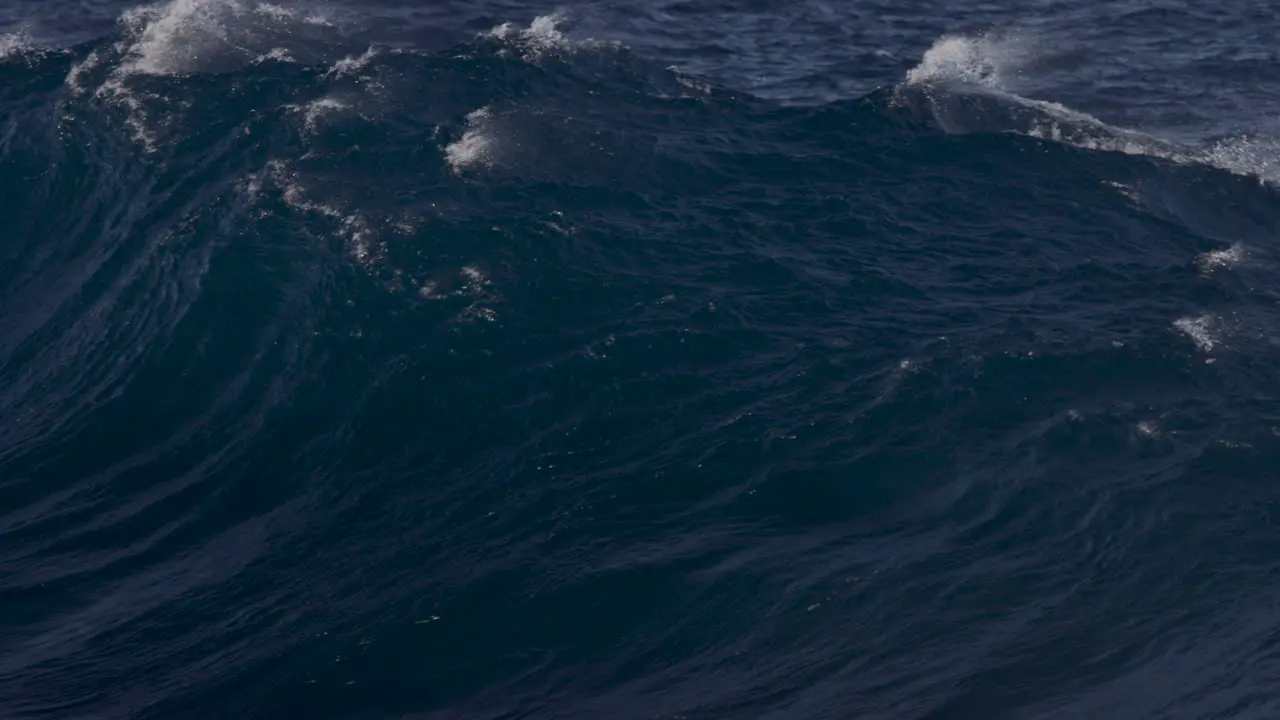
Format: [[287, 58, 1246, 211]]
[[4, 2, 1280, 718]]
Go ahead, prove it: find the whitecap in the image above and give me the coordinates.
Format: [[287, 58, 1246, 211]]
[[252, 47, 295, 64], [118, 0, 248, 77], [1200, 135, 1280, 185], [487, 13, 614, 60], [114, 0, 334, 78], [0, 31, 32, 59], [326, 46, 377, 79], [1197, 244, 1245, 274], [296, 96, 349, 134], [444, 107, 497, 173], [901, 33, 1280, 186], [904, 33, 1035, 89], [1173, 314, 1218, 353]]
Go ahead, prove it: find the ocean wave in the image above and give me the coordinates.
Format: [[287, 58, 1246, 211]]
[[5, 9, 1280, 719]]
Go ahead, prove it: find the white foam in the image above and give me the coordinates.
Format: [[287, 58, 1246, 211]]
[[251, 160, 383, 265], [1104, 181, 1140, 202], [1201, 135, 1280, 185], [326, 46, 377, 78], [673, 72, 714, 96], [903, 33, 1280, 186], [65, 50, 104, 94], [119, 0, 247, 76], [341, 214, 378, 264], [74, 0, 318, 150], [296, 96, 348, 133], [1197, 244, 1245, 274], [114, 0, 331, 77], [1022, 107, 1169, 157], [1174, 314, 1218, 353], [414, 265, 494, 304], [460, 265, 489, 290], [252, 47, 295, 64], [0, 31, 32, 59], [445, 107, 497, 172], [487, 13, 613, 59], [254, 3, 296, 21], [253, 3, 333, 26], [489, 14, 567, 49], [92, 73, 161, 150], [905, 33, 1033, 89], [462, 306, 498, 323]]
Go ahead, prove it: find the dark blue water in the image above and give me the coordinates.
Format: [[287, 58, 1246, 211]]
[[3, 2, 1280, 718]]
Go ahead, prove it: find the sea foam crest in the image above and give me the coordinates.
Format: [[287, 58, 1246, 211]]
[[489, 14, 569, 53], [903, 33, 1280, 186], [325, 46, 377, 78], [905, 33, 1033, 89], [487, 14, 615, 59], [116, 0, 329, 77], [67, 0, 339, 150]]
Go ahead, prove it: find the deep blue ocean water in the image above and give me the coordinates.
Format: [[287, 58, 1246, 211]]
[[3, 2, 1280, 718]]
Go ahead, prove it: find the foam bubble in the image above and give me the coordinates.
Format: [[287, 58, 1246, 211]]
[[445, 107, 497, 173], [1174, 314, 1218, 353]]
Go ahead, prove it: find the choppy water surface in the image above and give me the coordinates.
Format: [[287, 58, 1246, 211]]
[[3, 2, 1280, 718]]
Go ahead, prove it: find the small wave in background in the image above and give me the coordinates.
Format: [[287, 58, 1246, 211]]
[[3, 1, 1280, 718]]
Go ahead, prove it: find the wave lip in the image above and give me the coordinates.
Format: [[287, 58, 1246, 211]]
[[899, 32, 1280, 186]]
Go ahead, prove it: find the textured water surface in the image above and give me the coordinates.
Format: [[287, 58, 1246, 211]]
[[2, 1, 1280, 718]]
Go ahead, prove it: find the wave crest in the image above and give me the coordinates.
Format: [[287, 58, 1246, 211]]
[[900, 33, 1280, 185]]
